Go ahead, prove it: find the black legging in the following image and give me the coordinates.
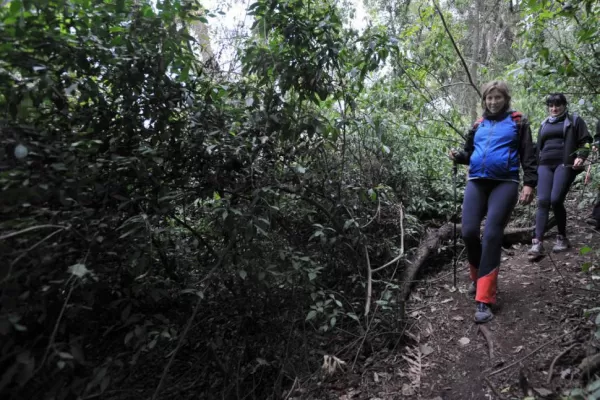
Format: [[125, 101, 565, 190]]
[[535, 164, 577, 239], [462, 179, 519, 304]]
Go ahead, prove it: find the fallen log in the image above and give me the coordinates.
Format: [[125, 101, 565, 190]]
[[397, 219, 556, 319]]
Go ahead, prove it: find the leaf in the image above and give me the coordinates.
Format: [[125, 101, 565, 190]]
[[347, 312, 359, 322], [582, 262, 591, 273], [68, 263, 91, 278], [70, 344, 85, 364], [306, 310, 317, 321], [0, 363, 18, 393], [239, 270, 247, 280], [533, 388, 553, 397], [458, 337, 470, 346], [124, 331, 134, 345], [58, 352, 74, 360], [121, 304, 132, 322], [420, 344, 434, 356], [580, 246, 592, 255], [401, 383, 415, 396], [513, 345, 524, 353], [308, 271, 317, 281]]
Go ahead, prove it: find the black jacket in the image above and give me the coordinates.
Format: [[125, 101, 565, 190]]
[[535, 112, 592, 167], [454, 111, 538, 188]]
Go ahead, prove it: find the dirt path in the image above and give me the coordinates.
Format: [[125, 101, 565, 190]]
[[396, 212, 597, 400], [312, 202, 599, 400]]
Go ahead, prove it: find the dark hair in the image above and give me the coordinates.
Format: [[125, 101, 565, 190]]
[[546, 93, 568, 107], [481, 80, 511, 111]]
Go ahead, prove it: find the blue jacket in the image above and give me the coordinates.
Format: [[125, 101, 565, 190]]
[[454, 111, 537, 187]]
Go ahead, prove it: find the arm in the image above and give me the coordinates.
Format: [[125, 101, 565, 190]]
[[453, 128, 475, 165], [535, 125, 542, 163], [518, 119, 537, 188], [574, 117, 592, 159]]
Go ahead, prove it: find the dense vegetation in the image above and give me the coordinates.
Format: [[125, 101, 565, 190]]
[[1, 0, 599, 398]]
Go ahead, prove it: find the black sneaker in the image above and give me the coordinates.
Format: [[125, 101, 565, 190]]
[[586, 217, 600, 229], [474, 302, 493, 323]]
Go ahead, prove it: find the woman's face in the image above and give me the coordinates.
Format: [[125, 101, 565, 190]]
[[485, 88, 506, 114], [548, 103, 566, 117]]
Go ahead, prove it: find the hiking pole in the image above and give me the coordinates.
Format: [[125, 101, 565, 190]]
[[452, 162, 458, 288]]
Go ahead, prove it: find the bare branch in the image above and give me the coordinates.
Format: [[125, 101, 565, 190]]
[[432, 0, 482, 98]]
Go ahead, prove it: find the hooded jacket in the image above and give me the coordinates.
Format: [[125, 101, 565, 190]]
[[454, 110, 537, 188], [536, 112, 592, 167]]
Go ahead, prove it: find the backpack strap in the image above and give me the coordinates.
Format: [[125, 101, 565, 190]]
[[472, 117, 484, 131], [570, 112, 578, 126], [510, 111, 523, 124]]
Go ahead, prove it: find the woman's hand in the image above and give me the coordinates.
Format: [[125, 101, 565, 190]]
[[573, 157, 585, 170], [519, 185, 534, 205]]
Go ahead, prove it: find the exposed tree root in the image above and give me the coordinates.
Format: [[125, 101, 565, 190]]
[[547, 343, 578, 384], [478, 325, 494, 360]]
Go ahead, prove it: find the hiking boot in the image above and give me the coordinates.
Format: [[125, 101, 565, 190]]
[[474, 302, 493, 323], [527, 238, 545, 259], [467, 281, 476, 296], [552, 235, 570, 253]]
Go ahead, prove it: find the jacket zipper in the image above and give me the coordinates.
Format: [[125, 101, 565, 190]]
[[481, 120, 496, 175]]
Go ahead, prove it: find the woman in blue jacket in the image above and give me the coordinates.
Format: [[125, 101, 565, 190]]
[[528, 93, 591, 258], [450, 80, 537, 323]]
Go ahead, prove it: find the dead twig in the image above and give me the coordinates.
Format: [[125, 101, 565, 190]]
[[364, 245, 373, 316], [283, 377, 298, 400], [353, 264, 402, 371], [361, 197, 381, 229], [432, 0, 481, 98], [153, 295, 202, 400], [478, 325, 494, 360], [0, 224, 68, 241], [33, 281, 76, 376], [152, 242, 231, 400], [366, 203, 404, 316], [484, 376, 506, 400], [2, 229, 64, 284], [489, 329, 575, 377], [371, 202, 405, 273], [547, 253, 600, 293], [547, 343, 578, 384]]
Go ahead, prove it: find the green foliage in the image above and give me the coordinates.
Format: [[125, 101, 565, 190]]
[[2, 0, 598, 397]]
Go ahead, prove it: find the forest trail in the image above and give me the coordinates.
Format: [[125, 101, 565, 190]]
[[309, 199, 599, 400]]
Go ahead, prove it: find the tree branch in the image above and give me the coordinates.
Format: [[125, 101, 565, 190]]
[[152, 239, 233, 400], [432, 0, 482, 98]]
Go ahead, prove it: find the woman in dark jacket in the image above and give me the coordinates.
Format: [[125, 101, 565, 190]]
[[586, 120, 600, 228], [528, 93, 592, 258], [450, 80, 537, 323]]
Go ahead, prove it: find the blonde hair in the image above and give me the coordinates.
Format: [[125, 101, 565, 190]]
[[480, 80, 511, 111]]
